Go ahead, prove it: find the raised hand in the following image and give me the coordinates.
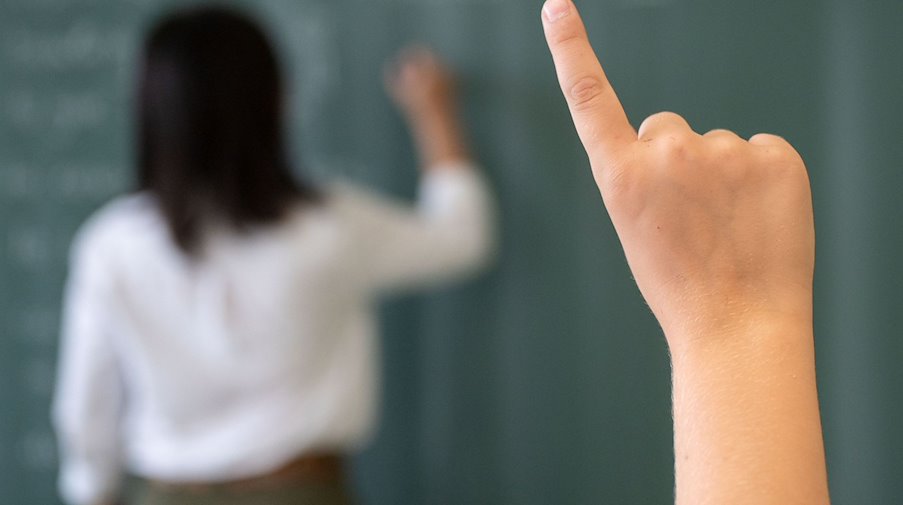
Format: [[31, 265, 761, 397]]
[[385, 47, 469, 168], [541, 1, 829, 503], [542, 0, 813, 347]]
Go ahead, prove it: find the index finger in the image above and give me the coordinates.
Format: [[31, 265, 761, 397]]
[[542, 0, 636, 163]]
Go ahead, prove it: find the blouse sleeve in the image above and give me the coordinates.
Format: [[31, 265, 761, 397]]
[[52, 225, 124, 505], [338, 161, 496, 293]]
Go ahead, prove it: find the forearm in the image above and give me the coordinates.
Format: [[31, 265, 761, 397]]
[[385, 48, 470, 169], [669, 317, 830, 505], [360, 166, 494, 291], [407, 107, 470, 168]]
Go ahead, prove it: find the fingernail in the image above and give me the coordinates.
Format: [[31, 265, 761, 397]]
[[543, 0, 570, 23]]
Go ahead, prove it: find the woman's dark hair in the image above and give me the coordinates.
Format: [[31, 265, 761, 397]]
[[137, 6, 317, 254]]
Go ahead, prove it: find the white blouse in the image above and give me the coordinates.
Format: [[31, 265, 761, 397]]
[[52, 163, 494, 505]]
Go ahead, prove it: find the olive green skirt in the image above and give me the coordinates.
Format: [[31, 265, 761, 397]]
[[124, 476, 354, 505]]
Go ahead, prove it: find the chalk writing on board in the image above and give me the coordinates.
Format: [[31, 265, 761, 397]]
[[6, 22, 133, 70], [5, 89, 114, 137], [270, 2, 338, 148], [0, 162, 126, 200]]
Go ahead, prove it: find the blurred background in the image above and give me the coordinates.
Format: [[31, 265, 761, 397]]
[[1, 0, 901, 503]]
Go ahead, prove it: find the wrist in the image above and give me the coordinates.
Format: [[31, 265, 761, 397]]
[[407, 112, 470, 168], [654, 283, 813, 356], [667, 308, 814, 364], [667, 309, 819, 375], [405, 104, 457, 130]]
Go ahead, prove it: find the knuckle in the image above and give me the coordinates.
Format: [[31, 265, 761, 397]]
[[707, 136, 742, 159], [567, 75, 607, 112], [763, 147, 806, 175], [751, 132, 785, 143], [754, 135, 804, 165], [649, 111, 682, 123], [651, 134, 690, 162], [638, 111, 689, 140], [639, 111, 668, 131], [779, 143, 804, 163], [704, 128, 736, 138]]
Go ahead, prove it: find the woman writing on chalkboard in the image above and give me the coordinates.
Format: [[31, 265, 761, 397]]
[[52, 7, 493, 505]]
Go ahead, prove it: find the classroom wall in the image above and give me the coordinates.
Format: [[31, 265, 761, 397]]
[[2, 0, 901, 504]]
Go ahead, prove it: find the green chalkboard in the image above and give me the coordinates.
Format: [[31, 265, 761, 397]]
[[2, 1, 902, 504]]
